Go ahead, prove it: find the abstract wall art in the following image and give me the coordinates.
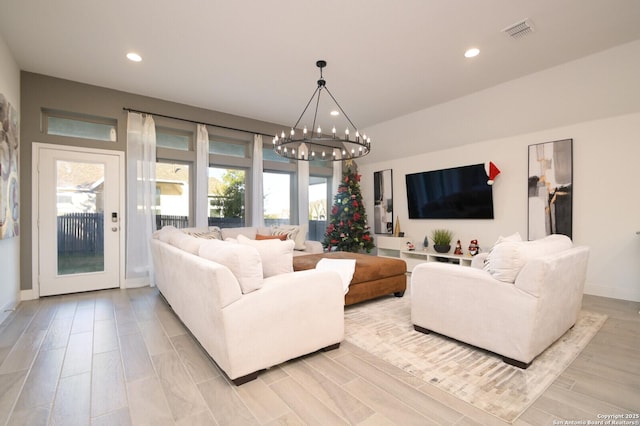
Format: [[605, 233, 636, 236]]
[[0, 93, 20, 239]]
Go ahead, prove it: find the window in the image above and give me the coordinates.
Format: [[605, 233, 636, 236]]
[[208, 167, 246, 228], [263, 171, 291, 226], [308, 176, 328, 241], [263, 146, 293, 163], [44, 110, 117, 142], [156, 127, 192, 151], [155, 162, 191, 228], [209, 139, 248, 158]]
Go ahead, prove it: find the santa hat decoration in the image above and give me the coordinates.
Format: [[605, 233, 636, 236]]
[[485, 161, 500, 185]]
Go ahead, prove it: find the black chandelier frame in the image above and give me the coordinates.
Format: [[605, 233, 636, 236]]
[[273, 60, 371, 161]]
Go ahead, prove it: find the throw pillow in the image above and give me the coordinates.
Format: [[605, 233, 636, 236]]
[[256, 233, 287, 241], [182, 227, 222, 240], [237, 234, 295, 278], [271, 225, 306, 250], [198, 239, 264, 294], [483, 241, 525, 283]]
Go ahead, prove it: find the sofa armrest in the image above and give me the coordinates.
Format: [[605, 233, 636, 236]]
[[222, 269, 344, 379]]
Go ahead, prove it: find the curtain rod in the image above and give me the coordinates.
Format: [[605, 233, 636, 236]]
[[122, 107, 275, 138]]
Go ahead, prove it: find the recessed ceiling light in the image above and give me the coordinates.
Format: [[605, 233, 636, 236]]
[[464, 48, 480, 58], [126, 52, 142, 62], [330, 110, 339, 116]]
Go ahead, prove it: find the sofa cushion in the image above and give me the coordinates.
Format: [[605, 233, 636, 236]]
[[199, 239, 264, 294], [270, 225, 307, 250], [237, 234, 295, 278], [220, 226, 257, 240]]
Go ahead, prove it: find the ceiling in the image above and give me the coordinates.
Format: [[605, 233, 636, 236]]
[[2, 0, 640, 151]]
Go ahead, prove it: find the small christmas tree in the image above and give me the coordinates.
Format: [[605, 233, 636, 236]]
[[323, 168, 375, 253]]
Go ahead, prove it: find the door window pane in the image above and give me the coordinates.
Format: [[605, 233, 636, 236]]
[[155, 162, 190, 228], [309, 176, 328, 241], [56, 160, 105, 275], [208, 167, 246, 228], [263, 172, 290, 226]]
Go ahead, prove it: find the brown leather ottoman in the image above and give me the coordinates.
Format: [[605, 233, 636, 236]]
[[292, 252, 407, 305]]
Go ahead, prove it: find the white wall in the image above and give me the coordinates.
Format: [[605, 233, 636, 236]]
[[359, 42, 640, 302], [0, 34, 21, 324]]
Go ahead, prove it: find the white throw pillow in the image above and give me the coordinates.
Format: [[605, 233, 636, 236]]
[[198, 239, 264, 294], [175, 235, 207, 255], [220, 227, 257, 240], [484, 234, 573, 283], [237, 234, 294, 278], [483, 241, 525, 283], [494, 232, 522, 245], [155, 226, 178, 242], [270, 225, 306, 250]]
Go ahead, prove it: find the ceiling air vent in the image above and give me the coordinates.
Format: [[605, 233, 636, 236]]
[[502, 19, 534, 39]]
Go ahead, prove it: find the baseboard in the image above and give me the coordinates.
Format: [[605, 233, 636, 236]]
[[0, 294, 20, 326], [584, 283, 640, 303], [20, 289, 36, 301], [124, 277, 151, 289]]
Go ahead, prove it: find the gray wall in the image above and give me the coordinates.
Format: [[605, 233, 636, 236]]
[[20, 72, 285, 291]]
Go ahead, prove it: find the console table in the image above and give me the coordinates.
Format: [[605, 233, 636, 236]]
[[376, 235, 473, 272], [400, 250, 472, 272]]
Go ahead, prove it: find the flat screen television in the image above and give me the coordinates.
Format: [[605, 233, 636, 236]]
[[405, 163, 494, 219]]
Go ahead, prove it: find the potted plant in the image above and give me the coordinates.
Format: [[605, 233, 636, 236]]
[[431, 229, 453, 253]]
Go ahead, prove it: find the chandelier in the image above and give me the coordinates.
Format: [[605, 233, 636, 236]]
[[273, 60, 371, 161]]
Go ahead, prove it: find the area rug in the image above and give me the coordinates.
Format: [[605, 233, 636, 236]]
[[344, 294, 607, 424]]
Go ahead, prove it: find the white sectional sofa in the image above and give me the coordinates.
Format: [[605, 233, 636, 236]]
[[150, 226, 344, 384], [411, 234, 589, 368]]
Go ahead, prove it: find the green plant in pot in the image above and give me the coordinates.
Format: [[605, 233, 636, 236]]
[[431, 229, 453, 253]]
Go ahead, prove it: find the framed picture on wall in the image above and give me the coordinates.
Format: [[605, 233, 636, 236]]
[[527, 139, 573, 240], [373, 169, 393, 234]]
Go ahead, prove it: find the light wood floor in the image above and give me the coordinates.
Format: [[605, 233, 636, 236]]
[[0, 287, 637, 425]]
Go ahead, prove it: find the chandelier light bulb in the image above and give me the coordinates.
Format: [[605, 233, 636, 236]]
[[290, 129, 295, 136], [317, 126, 321, 134], [303, 126, 307, 134]]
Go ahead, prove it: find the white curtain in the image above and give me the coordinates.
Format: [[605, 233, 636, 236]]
[[330, 161, 342, 206], [297, 160, 309, 233], [251, 135, 264, 227], [126, 112, 157, 285], [196, 124, 209, 228]]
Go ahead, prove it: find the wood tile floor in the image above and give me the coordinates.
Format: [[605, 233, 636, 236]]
[[0, 287, 637, 425]]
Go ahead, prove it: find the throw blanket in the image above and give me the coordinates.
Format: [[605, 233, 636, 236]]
[[315, 258, 356, 294]]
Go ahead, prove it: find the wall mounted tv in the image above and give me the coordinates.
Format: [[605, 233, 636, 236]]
[[405, 163, 494, 219]]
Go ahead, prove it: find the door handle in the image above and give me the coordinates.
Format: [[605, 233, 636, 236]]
[[112, 227, 118, 232]]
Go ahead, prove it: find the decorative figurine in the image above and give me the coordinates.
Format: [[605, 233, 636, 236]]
[[423, 235, 429, 250], [406, 241, 415, 251], [468, 239, 480, 256], [454, 240, 463, 255]]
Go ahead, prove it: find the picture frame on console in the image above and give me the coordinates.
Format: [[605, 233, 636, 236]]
[[527, 138, 573, 240], [373, 169, 393, 234]]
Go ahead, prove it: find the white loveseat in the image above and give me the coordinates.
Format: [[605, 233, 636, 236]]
[[150, 226, 344, 384], [411, 234, 589, 368]]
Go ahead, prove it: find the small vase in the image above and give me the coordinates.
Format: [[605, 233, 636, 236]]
[[423, 236, 429, 249], [433, 244, 451, 253]]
